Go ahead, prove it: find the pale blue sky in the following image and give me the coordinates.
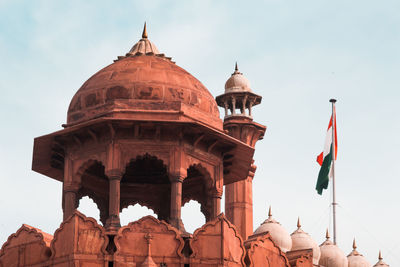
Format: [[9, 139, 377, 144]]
[[0, 0, 399, 265]]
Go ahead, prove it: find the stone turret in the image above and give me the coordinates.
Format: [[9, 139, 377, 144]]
[[216, 63, 266, 240]]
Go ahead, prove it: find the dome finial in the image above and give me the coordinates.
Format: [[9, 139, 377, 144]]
[[142, 22, 148, 39], [379, 250, 383, 260], [325, 228, 330, 239], [297, 217, 301, 229], [235, 62, 238, 71], [352, 238, 357, 250], [268, 206, 272, 218]]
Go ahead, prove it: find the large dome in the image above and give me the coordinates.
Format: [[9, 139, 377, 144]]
[[66, 28, 220, 127]]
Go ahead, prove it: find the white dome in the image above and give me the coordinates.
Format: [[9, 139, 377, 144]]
[[319, 230, 348, 267], [253, 207, 292, 253], [224, 63, 252, 93], [373, 251, 390, 267], [290, 218, 321, 265], [347, 239, 371, 267]]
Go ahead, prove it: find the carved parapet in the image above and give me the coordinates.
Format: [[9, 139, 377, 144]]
[[189, 213, 246, 266], [0, 224, 52, 267], [114, 216, 185, 266], [286, 249, 313, 267], [244, 232, 290, 267], [50, 211, 108, 266]]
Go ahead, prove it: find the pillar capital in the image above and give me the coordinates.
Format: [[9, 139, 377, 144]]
[[106, 169, 123, 180], [169, 174, 185, 183], [63, 183, 80, 193], [212, 188, 223, 198]]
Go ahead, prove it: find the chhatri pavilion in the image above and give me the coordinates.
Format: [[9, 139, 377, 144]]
[[0, 24, 389, 267]]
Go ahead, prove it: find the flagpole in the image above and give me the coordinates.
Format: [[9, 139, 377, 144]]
[[330, 98, 337, 245]]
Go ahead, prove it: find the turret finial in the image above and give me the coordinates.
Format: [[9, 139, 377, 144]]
[[352, 238, 357, 250], [235, 62, 238, 71], [379, 250, 383, 260], [297, 217, 301, 229], [142, 22, 148, 39], [325, 228, 330, 239], [268, 206, 272, 217]]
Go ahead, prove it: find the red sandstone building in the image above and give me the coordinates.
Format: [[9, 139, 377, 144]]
[[0, 25, 388, 267]]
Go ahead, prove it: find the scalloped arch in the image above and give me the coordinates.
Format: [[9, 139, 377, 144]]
[[121, 151, 170, 174], [75, 159, 106, 183]]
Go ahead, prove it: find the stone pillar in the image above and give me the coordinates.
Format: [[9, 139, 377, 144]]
[[242, 95, 247, 115], [231, 96, 236, 115], [63, 183, 79, 221], [105, 169, 122, 230], [211, 189, 223, 220], [248, 99, 254, 117], [225, 176, 253, 241], [224, 100, 229, 116], [170, 175, 185, 231]]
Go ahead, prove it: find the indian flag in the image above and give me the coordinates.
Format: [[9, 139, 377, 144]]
[[316, 107, 337, 195]]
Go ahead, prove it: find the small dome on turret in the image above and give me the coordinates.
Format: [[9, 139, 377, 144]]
[[319, 229, 348, 267], [253, 206, 292, 253], [373, 251, 390, 267], [290, 217, 320, 265], [347, 239, 371, 267], [216, 63, 262, 118], [224, 63, 252, 93]]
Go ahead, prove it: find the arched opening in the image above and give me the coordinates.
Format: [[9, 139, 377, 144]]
[[182, 164, 214, 222], [120, 204, 157, 226], [120, 154, 171, 222], [78, 196, 101, 224], [122, 154, 169, 184], [77, 160, 109, 225], [181, 200, 205, 233]]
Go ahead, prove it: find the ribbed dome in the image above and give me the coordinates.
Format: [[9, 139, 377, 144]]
[[290, 218, 320, 265], [66, 25, 220, 127], [253, 207, 292, 253], [347, 239, 371, 267], [319, 230, 348, 267], [224, 63, 252, 93], [373, 251, 390, 267], [127, 23, 161, 56]]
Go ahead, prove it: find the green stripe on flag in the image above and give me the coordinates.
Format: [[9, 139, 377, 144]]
[[316, 145, 333, 195]]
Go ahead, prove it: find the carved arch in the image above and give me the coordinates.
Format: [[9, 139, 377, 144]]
[[183, 163, 214, 221], [119, 202, 160, 227], [120, 199, 158, 217], [120, 154, 171, 222], [75, 159, 107, 184], [120, 150, 170, 173], [122, 153, 169, 184], [77, 189, 108, 225]]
